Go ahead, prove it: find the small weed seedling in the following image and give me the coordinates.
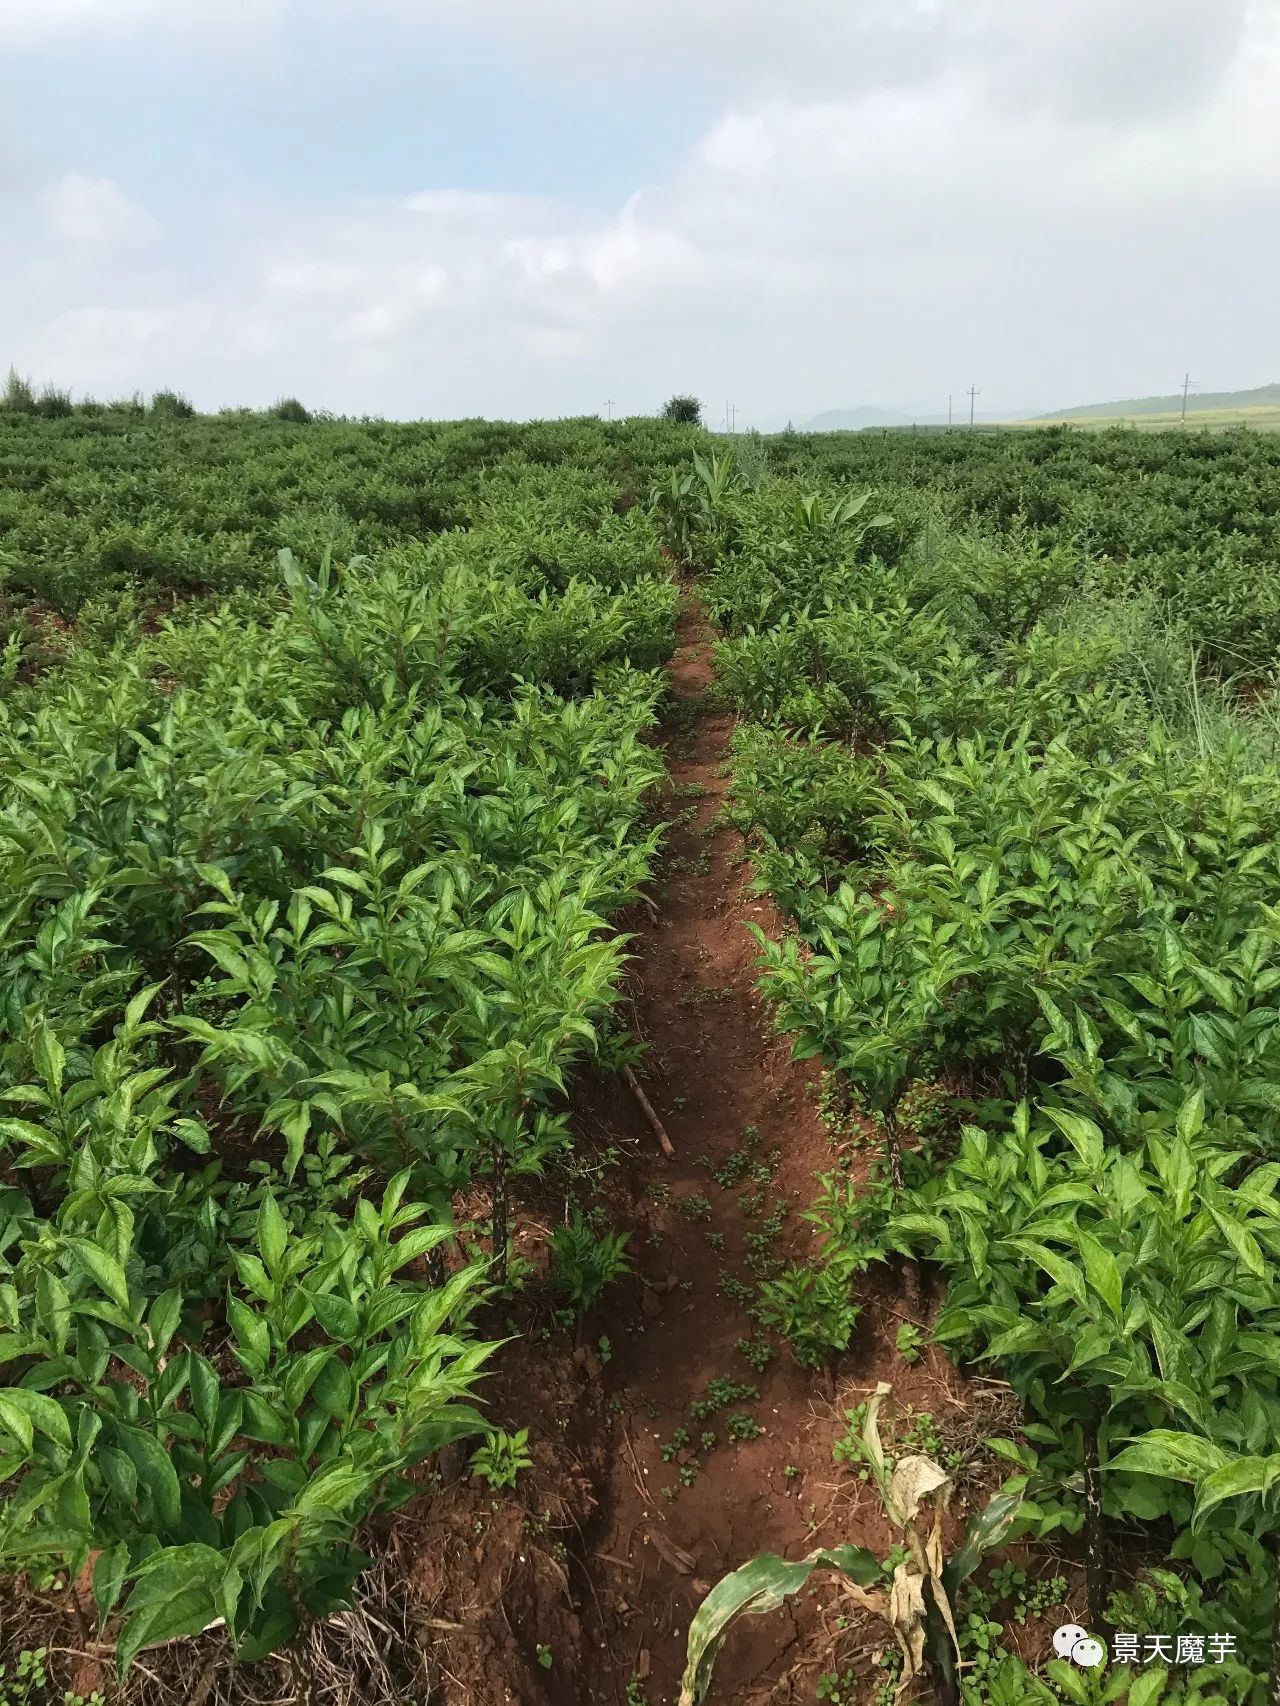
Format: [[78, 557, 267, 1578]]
[[690, 1378, 759, 1422], [736, 1333, 774, 1371], [471, 1428, 534, 1490], [816, 1669, 858, 1705], [677, 1192, 713, 1221], [661, 1427, 691, 1462], [895, 1321, 925, 1364]]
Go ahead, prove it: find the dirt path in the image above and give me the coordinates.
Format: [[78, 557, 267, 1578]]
[[575, 587, 907, 1706], [412, 583, 956, 1706]]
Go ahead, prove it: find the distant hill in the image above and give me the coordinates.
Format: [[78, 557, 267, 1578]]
[[800, 404, 1019, 431], [802, 406, 913, 431], [1036, 383, 1280, 421]]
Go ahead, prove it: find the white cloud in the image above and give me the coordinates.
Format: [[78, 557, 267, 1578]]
[[45, 175, 158, 248], [7, 0, 1280, 420]]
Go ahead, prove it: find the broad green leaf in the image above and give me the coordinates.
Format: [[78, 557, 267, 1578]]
[[944, 1480, 1027, 1592], [2, 1388, 72, 1452], [1075, 1229, 1123, 1319], [64, 1238, 131, 1311], [33, 1024, 66, 1098], [1208, 1206, 1266, 1279], [117, 1577, 222, 1677], [1193, 1455, 1280, 1527], [1175, 1089, 1205, 1143], [93, 1541, 131, 1633], [118, 1426, 182, 1528], [1106, 1431, 1229, 1484], [1127, 1672, 1168, 1706], [257, 1195, 288, 1278], [1045, 1109, 1104, 1170], [679, 1545, 881, 1706]]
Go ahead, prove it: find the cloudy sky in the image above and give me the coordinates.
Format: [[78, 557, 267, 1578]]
[[2, 0, 1277, 424]]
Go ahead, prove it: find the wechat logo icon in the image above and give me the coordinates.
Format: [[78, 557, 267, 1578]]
[[1053, 1625, 1106, 1668]]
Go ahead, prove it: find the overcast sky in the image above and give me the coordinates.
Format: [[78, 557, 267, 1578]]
[[2, 0, 1277, 425]]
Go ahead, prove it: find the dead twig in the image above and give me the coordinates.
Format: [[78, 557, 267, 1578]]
[[623, 1066, 676, 1159], [644, 1527, 696, 1575], [622, 1424, 656, 1508]]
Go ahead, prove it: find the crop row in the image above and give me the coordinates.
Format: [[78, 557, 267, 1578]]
[[672, 445, 1280, 1703], [0, 453, 676, 1674]]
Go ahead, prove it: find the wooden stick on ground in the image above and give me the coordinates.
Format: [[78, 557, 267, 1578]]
[[623, 1066, 676, 1159]]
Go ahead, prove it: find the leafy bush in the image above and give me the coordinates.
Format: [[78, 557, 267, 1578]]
[[272, 396, 312, 423], [150, 388, 196, 420], [0, 369, 35, 414], [662, 394, 702, 425], [548, 1211, 631, 1312]]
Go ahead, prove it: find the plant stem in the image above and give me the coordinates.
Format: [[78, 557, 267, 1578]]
[[884, 1105, 904, 1193], [490, 1132, 509, 1289], [1083, 1397, 1108, 1634], [1269, 1534, 1280, 1706]]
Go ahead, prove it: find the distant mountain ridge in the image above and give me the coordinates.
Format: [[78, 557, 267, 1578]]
[[798, 384, 1280, 433], [1036, 383, 1280, 420], [802, 406, 914, 430], [800, 405, 1007, 430]]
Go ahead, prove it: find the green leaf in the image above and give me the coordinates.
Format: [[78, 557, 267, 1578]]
[[257, 1195, 288, 1277], [0, 1388, 72, 1452], [308, 1290, 360, 1343], [117, 1557, 223, 1676], [1106, 1431, 1229, 1484], [1189, 1536, 1225, 1580], [1208, 1206, 1266, 1279], [285, 1460, 372, 1518], [118, 1425, 182, 1528], [1194, 1455, 1280, 1527], [227, 1296, 270, 1372], [1044, 1659, 1090, 1704], [679, 1546, 880, 1705], [0, 1118, 63, 1161], [1175, 1089, 1205, 1143], [35, 1271, 71, 1354], [64, 1238, 131, 1311], [1126, 1672, 1168, 1706], [944, 1480, 1027, 1593], [33, 1023, 66, 1098], [1045, 1109, 1104, 1170], [0, 1394, 33, 1453], [93, 1541, 131, 1633], [188, 1353, 221, 1436], [147, 1289, 183, 1358], [1075, 1229, 1123, 1319], [1004, 1240, 1088, 1306]]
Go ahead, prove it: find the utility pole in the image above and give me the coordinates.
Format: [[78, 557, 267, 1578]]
[[1180, 372, 1197, 423], [605, 398, 614, 422], [967, 385, 980, 429]]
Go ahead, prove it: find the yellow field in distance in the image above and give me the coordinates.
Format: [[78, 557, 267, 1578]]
[[1006, 406, 1280, 433]]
